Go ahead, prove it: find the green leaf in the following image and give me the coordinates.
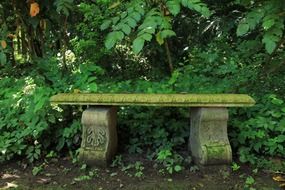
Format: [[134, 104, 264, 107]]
[[138, 20, 158, 30], [155, 30, 176, 45], [131, 12, 142, 22], [277, 135, 285, 143], [34, 99, 45, 113], [161, 29, 176, 38], [156, 32, 164, 45], [237, 22, 249, 36], [35, 148, 41, 155], [121, 24, 131, 35], [105, 32, 117, 49], [105, 31, 124, 49], [126, 17, 137, 28], [132, 37, 145, 54], [135, 4, 145, 15], [137, 27, 156, 36], [200, 6, 211, 18], [116, 31, 124, 41], [32, 166, 43, 176], [29, 17, 40, 29], [100, 20, 112, 30], [0, 52, 6, 65], [166, 0, 181, 16], [271, 97, 284, 105], [56, 138, 65, 151], [120, 12, 128, 19], [140, 33, 152, 41], [174, 165, 182, 172], [262, 35, 276, 54], [262, 18, 275, 30], [181, 0, 211, 17], [88, 83, 98, 92], [181, 0, 188, 7], [111, 16, 120, 25], [246, 9, 264, 30], [262, 25, 283, 54]]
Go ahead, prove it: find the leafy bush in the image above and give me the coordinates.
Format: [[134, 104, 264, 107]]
[[0, 55, 104, 163], [230, 94, 285, 165], [0, 75, 55, 162]]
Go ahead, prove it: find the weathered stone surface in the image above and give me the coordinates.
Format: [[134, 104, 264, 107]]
[[50, 93, 255, 166], [50, 93, 255, 107], [189, 108, 232, 165], [78, 106, 117, 167]]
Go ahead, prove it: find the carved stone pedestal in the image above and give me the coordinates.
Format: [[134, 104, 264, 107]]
[[189, 108, 232, 165], [79, 106, 117, 167]]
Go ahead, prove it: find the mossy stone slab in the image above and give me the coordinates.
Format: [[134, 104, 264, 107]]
[[50, 93, 255, 107]]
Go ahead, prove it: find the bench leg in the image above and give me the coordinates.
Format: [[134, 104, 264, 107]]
[[189, 108, 232, 165], [79, 106, 117, 167]]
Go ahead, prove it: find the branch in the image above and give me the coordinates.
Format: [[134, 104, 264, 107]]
[[164, 39, 174, 74]]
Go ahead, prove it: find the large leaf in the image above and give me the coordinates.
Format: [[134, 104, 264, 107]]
[[137, 27, 155, 36], [105, 32, 117, 49], [161, 29, 176, 38], [181, 0, 211, 17], [0, 52, 6, 65], [105, 31, 124, 49], [262, 26, 283, 54], [156, 32, 164, 45], [121, 24, 132, 35], [166, 0, 181, 16], [132, 37, 145, 54], [262, 18, 275, 30], [237, 22, 249, 36], [126, 17, 137, 28], [131, 12, 142, 22], [100, 20, 112, 31], [140, 33, 152, 41]]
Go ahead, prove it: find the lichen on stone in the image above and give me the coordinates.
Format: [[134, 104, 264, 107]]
[[50, 93, 255, 107]]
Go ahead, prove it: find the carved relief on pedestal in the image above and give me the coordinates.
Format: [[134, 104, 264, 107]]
[[85, 127, 107, 149], [79, 106, 117, 166]]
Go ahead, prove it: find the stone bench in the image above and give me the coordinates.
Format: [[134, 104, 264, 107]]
[[50, 93, 255, 166]]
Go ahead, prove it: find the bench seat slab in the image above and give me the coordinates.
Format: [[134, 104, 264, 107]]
[[79, 106, 117, 166], [189, 108, 232, 165]]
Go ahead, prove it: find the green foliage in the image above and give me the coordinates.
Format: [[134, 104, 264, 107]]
[[101, 0, 211, 53], [134, 161, 144, 178], [0, 75, 54, 162], [230, 95, 285, 165], [231, 162, 240, 172], [156, 149, 183, 174], [32, 164, 44, 176], [110, 156, 144, 178], [180, 0, 211, 17], [236, 0, 285, 54], [0, 56, 103, 163], [54, 0, 74, 16], [244, 176, 256, 190]]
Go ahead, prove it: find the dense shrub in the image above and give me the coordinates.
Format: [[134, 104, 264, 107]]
[[230, 95, 285, 166]]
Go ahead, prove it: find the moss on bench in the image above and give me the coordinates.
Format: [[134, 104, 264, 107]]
[[50, 93, 255, 107]]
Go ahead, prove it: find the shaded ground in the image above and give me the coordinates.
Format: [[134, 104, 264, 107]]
[[0, 156, 282, 190]]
